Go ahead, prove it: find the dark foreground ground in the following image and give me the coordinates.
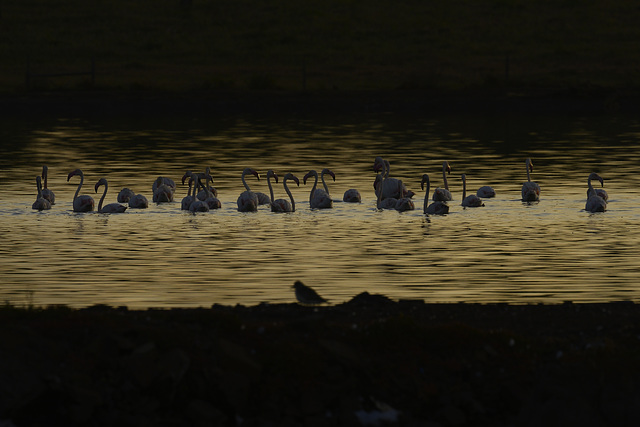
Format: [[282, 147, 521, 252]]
[[1, 294, 640, 426]]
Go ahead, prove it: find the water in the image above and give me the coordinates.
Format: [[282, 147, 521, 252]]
[[1, 112, 640, 308]]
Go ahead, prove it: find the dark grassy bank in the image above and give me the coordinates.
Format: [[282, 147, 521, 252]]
[[2, 295, 640, 426], [3, 0, 639, 97]]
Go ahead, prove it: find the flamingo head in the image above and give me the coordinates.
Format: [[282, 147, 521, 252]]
[[181, 171, 192, 185], [266, 170, 278, 183], [303, 170, 315, 185], [35, 175, 42, 188], [588, 172, 604, 187], [461, 173, 466, 183], [41, 165, 48, 178], [420, 174, 429, 190], [94, 178, 108, 193], [322, 169, 336, 182], [242, 167, 260, 180], [444, 161, 451, 174], [526, 158, 534, 173], [373, 156, 384, 172], [285, 173, 300, 186], [67, 169, 82, 181]]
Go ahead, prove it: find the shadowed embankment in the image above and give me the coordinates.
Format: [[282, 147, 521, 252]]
[[1, 294, 639, 426]]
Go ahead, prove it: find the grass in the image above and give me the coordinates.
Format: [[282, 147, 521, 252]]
[[1, 0, 639, 95]]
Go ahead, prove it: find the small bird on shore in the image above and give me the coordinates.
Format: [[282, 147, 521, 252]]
[[293, 281, 328, 305]]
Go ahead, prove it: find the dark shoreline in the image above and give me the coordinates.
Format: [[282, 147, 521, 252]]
[[2, 295, 640, 426], [1, 87, 637, 119]]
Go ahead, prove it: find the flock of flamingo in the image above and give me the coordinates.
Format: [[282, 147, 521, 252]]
[[30, 157, 609, 214]]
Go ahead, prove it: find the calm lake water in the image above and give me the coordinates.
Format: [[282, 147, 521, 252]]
[[1, 111, 639, 308]]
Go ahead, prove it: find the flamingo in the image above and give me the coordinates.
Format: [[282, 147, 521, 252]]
[[586, 173, 608, 201], [189, 174, 210, 212], [128, 193, 148, 209], [461, 174, 484, 207], [395, 193, 415, 212], [373, 157, 409, 199], [40, 165, 55, 205], [181, 172, 196, 210], [343, 188, 361, 203], [476, 185, 496, 198], [117, 188, 135, 203], [264, 170, 281, 210], [585, 172, 607, 213], [67, 169, 95, 212], [152, 176, 176, 193], [237, 167, 260, 212], [32, 176, 51, 211], [521, 158, 540, 202], [272, 173, 300, 213], [421, 174, 449, 215], [433, 161, 453, 202], [95, 178, 127, 213], [196, 167, 218, 200], [153, 176, 174, 203], [375, 167, 398, 210], [304, 170, 333, 209], [319, 168, 335, 196]]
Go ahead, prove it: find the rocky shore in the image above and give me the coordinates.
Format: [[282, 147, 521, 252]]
[[1, 293, 640, 426]]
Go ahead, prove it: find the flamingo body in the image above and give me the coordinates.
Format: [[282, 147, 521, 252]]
[[476, 185, 496, 198], [343, 188, 361, 203], [117, 188, 135, 203], [129, 194, 148, 209]]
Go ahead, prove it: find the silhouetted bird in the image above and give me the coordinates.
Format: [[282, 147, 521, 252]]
[[292, 281, 328, 305]]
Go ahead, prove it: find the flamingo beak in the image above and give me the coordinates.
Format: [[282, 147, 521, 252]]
[[293, 176, 300, 186]]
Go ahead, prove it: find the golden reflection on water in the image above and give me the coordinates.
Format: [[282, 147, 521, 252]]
[[1, 114, 640, 308]]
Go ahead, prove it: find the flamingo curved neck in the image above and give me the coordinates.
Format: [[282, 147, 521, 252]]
[[442, 164, 449, 190], [309, 171, 319, 203], [42, 166, 48, 189], [462, 176, 467, 201], [377, 173, 385, 209], [587, 177, 595, 197], [320, 170, 330, 194], [526, 160, 532, 182], [241, 170, 252, 192], [36, 177, 43, 200], [284, 177, 295, 211], [74, 172, 84, 201], [267, 174, 275, 203], [98, 181, 108, 211], [423, 176, 430, 212]]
